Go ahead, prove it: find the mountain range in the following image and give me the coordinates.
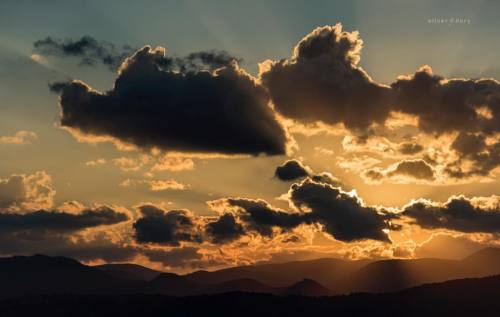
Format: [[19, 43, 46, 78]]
[[1, 247, 500, 299]]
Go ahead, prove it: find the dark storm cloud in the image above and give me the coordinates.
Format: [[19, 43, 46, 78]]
[[398, 142, 424, 155], [403, 196, 500, 233], [205, 213, 245, 243], [220, 178, 394, 242], [260, 24, 392, 131], [33, 36, 136, 70], [0, 206, 128, 234], [274, 159, 312, 181], [133, 205, 202, 245], [55, 46, 289, 155]]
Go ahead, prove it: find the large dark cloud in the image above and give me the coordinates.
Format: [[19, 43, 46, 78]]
[[55, 46, 289, 155], [274, 159, 312, 181], [288, 179, 394, 242], [33, 36, 136, 70], [260, 24, 392, 131], [0, 206, 128, 234], [260, 24, 500, 178], [403, 196, 500, 233], [218, 178, 394, 242], [391, 66, 500, 135], [261, 25, 500, 136], [390, 67, 500, 178], [133, 205, 201, 245]]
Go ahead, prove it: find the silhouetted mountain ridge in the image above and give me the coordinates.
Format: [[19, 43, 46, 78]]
[[2, 247, 500, 298], [95, 263, 163, 281], [2, 274, 500, 316]]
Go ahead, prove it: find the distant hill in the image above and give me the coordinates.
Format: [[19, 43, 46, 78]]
[[95, 263, 163, 281], [184, 258, 371, 290], [283, 278, 333, 296], [2, 275, 500, 316], [338, 248, 500, 293], [0, 255, 144, 298]]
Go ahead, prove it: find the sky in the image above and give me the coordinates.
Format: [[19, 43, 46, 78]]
[[0, 0, 499, 272]]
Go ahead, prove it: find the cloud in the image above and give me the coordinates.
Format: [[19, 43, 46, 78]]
[[262, 25, 500, 137], [288, 178, 394, 242], [85, 158, 107, 166], [221, 198, 304, 237], [151, 156, 194, 172], [403, 195, 500, 233], [260, 24, 500, 180], [33, 36, 136, 70], [54, 46, 290, 156], [149, 179, 188, 191], [0, 130, 37, 145], [0, 171, 55, 211], [211, 178, 395, 243], [0, 206, 129, 234], [133, 205, 202, 245], [112, 155, 150, 172], [391, 66, 500, 135], [205, 213, 245, 243], [0, 230, 137, 264], [119, 178, 187, 191], [48, 81, 71, 93], [363, 159, 435, 183], [260, 24, 391, 131], [398, 142, 424, 155], [309, 172, 342, 187], [274, 159, 312, 181]]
